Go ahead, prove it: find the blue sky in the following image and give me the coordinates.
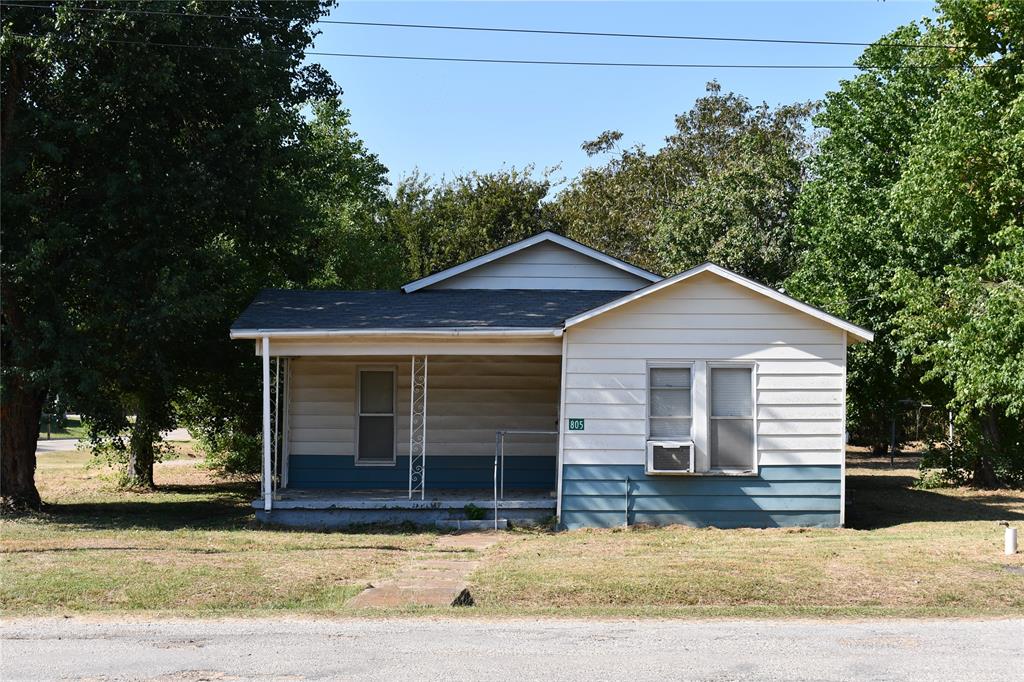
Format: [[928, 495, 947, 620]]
[[315, 1, 936, 186]]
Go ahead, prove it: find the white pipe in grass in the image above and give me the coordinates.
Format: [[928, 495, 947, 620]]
[[1006, 527, 1018, 556]]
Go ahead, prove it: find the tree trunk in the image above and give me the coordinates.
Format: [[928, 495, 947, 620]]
[[124, 414, 159, 489], [973, 409, 1002, 489], [0, 377, 44, 510]]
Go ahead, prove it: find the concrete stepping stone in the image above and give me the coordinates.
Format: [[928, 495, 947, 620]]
[[348, 533, 500, 608]]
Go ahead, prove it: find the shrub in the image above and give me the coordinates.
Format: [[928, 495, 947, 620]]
[[463, 503, 486, 521], [914, 468, 950, 490], [192, 417, 261, 481]]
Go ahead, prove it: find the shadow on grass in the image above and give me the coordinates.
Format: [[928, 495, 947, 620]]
[[36, 499, 254, 531], [846, 463, 1024, 530], [20, 482, 439, 540]]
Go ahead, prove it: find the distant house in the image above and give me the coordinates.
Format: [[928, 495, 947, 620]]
[[231, 231, 871, 530]]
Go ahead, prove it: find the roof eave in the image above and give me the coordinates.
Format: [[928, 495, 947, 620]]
[[229, 327, 564, 340]]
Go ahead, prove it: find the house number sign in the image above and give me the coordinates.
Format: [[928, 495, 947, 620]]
[[568, 418, 585, 431]]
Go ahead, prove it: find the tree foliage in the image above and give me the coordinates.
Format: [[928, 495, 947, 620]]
[[178, 97, 397, 480], [389, 166, 559, 280], [790, 0, 1023, 484], [555, 82, 815, 285], [888, 1, 1023, 486], [0, 0, 371, 501]]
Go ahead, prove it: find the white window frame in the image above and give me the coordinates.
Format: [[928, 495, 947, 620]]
[[645, 361, 695, 443], [706, 361, 758, 474], [355, 365, 397, 466]]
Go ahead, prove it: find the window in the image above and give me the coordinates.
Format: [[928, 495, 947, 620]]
[[357, 368, 395, 465], [709, 366, 755, 471], [648, 366, 692, 440]]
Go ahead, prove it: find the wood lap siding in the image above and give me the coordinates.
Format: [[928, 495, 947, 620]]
[[428, 241, 650, 291], [287, 355, 561, 489], [560, 272, 845, 528], [560, 464, 841, 528]]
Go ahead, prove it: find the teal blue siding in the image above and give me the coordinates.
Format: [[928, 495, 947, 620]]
[[289, 454, 556, 490], [560, 465, 841, 529]]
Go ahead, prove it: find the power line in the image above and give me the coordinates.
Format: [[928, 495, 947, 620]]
[[0, 1, 959, 50], [10, 33, 883, 69], [322, 20, 955, 51]]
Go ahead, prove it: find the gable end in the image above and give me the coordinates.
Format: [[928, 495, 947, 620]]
[[402, 231, 660, 293]]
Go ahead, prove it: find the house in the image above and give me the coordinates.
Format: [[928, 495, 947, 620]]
[[230, 231, 872, 530]]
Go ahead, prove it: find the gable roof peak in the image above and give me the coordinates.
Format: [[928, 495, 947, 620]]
[[563, 261, 874, 343], [400, 231, 661, 293]]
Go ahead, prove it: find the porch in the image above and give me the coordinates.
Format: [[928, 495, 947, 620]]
[[255, 350, 563, 528], [252, 488, 557, 529]]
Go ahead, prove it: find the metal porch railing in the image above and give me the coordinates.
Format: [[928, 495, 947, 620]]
[[493, 429, 558, 530]]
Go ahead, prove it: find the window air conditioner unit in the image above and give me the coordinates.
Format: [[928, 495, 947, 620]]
[[646, 440, 694, 475]]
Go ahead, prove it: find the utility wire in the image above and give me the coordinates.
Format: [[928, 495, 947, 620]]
[[0, 1, 959, 50], [10, 33, 884, 69], [318, 20, 956, 51]]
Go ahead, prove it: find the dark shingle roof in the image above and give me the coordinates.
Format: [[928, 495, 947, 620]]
[[231, 289, 628, 332]]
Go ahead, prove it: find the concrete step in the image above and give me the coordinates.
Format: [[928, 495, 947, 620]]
[[435, 518, 508, 531]]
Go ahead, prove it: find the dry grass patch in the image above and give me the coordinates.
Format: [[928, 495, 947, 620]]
[[467, 450, 1024, 617], [3, 446, 1022, 618], [1, 448, 439, 615]]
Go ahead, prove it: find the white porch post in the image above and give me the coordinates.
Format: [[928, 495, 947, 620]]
[[262, 336, 272, 512], [555, 334, 567, 521]]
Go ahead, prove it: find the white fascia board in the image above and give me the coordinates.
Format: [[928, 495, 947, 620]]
[[230, 327, 563, 340], [400, 230, 661, 293], [562, 262, 874, 343]]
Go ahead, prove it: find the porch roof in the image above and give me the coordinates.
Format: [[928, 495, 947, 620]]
[[231, 288, 624, 337]]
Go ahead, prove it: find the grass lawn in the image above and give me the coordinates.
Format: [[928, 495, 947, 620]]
[[2, 447, 1022, 618], [38, 415, 89, 440]]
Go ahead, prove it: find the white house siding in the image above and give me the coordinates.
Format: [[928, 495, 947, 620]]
[[428, 241, 650, 291], [287, 355, 561, 490], [560, 272, 846, 529]]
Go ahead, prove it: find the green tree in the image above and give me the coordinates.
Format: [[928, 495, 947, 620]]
[[786, 19, 960, 451], [888, 1, 1023, 486], [179, 97, 397, 479], [390, 166, 560, 280], [790, 0, 1022, 484], [1, 0, 344, 504], [555, 82, 814, 284], [299, 98, 401, 290]]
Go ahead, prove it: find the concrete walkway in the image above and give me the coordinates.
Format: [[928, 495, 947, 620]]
[[349, 532, 500, 608], [2, 618, 1021, 681]]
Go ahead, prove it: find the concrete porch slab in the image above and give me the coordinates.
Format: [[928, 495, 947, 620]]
[[435, 519, 507, 530], [254, 490, 554, 529], [253, 488, 555, 511]]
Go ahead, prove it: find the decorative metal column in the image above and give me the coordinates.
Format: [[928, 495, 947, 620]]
[[280, 358, 292, 489], [268, 357, 290, 497], [408, 356, 428, 499]]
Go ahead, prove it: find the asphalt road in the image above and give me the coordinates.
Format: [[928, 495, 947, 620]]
[[35, 428, 192, 453], [2, 618, 1022, 681], [35, 438, 82, 452]]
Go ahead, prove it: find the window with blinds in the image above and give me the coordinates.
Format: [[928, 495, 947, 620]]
[[709, 366, 755, 470], [648, 366, 692, 440]]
